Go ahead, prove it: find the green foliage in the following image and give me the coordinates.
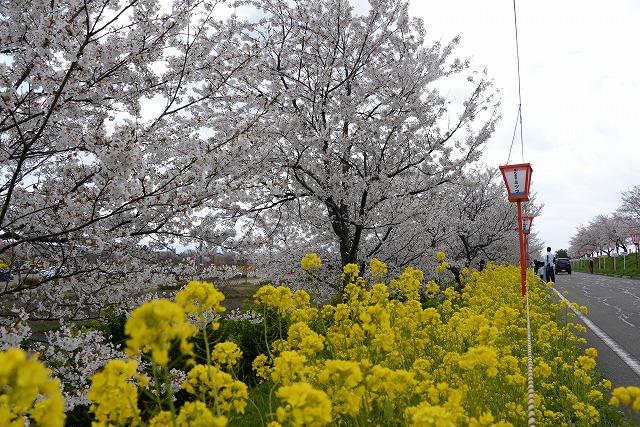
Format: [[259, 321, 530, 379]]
[[235, 381, 275, 426], [214, 312, 288, 386], [556, 249, 569, 258], [64, 404, 92, 426]]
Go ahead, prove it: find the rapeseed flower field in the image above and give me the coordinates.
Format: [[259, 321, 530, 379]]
[[1, 257, 639, 426]]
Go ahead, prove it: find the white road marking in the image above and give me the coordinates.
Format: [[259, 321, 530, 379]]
[[618, 315, 636, 328], [552, 288, 640, 379]]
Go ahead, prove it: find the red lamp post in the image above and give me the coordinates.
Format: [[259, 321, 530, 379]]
[[499, 163, 533, 297]]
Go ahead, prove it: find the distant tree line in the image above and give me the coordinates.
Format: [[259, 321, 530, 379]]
[[569, 185, 640, 257]]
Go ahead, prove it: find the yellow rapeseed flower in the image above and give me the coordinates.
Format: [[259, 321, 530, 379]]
[[212, 341, 243, 369], [183, 365, 248, 414], [342, 263, 360, 281], [0, 349, 65, 427], [253, 354, 272, 382], [317, 359, 364, 416], [369, 258, 388, 277], [272, 351, 310, 385], [88, 359, 140, 426], [176, 401, 228, 427], [275, 382, 332, 427], [436, 261, 450, 273], [287, 322, 325, 357], [610, 386, 640, 411], [254, 285, 295, 316], [148, 411, 173, 427], [458, 345, 499, 377], [176, 280, 226, 323], [125, 299, 197, 365], [301, 253, 322, 271], [406, 403, 455, 427]]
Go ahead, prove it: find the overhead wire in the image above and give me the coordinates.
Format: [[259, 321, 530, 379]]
[[509, 0, 536, 425], [506, 106, 520, 164], [512, 0, 525, 163]]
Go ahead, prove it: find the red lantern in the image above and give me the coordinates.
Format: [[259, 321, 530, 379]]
[[499, 163, 533, 297], [522, 215, 534, 235], [499, 163, 533, 202]]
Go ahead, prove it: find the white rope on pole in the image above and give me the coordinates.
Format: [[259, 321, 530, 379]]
[[525, 278, 536, 426]]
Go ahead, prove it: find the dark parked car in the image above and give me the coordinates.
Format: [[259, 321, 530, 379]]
[[555, 257, 571, 274]]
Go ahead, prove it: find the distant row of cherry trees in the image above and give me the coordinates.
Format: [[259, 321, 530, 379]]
[[569, 185, 640, 257]]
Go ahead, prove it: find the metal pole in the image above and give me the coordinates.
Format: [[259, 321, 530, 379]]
[[517, 200, 526, 297]]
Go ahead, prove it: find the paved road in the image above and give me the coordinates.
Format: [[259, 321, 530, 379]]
[[551, 271, 640, 387]]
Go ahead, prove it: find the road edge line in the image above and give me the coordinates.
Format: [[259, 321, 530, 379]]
[[551, 287, 640, 378]]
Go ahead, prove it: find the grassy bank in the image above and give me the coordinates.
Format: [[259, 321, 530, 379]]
[[572, 255, 640, 278]]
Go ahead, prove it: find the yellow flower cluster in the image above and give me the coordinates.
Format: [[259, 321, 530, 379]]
[[390, 266, 424, 300], [85, 280, 242, 426], [317, 360, 363, 416], [435, 251, 451, 273], [342, 263, 360, 282], [125, 299, 197, 365], [610, 386, 640, 411], [426, 279, 439, 297], [212, 341, 242, 369], [275, 382, 332, 427], [4, 259, 633, 426], [405, 403, 456, 427], [0, 349, 65, 427], [176, 280, 226, 326], [183, 364, 248, 414], [300, 252, 322, 271], [87, 359, 142, 426], [287, 321, 325, 356], [253, 353, 272, 382], [271, 350, 311, 385], [369, 258, 388, 277], [253, 284, 316, 320], [246, 261, 619, 426], [175, 401, 228, 427]]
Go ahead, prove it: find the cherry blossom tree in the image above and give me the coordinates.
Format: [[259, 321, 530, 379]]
[[444, 168, 516, 266], [569, 214, 631, 258], [0, 0, 269, 322], [569, 185, 640, 258], [221, 0, 499, 283], [619, 185, 640, 222], [431, 167, 543, 284]]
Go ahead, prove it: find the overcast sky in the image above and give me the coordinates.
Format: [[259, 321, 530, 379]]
[[407, 0, 640, 254]]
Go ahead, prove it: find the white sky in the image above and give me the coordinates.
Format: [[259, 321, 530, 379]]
[[408, 0, 640, 254]]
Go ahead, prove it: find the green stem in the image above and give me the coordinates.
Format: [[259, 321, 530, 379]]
[[263, 306, 273, 359], [152, 362, 164, 410], [202, 317, 212, 366], [164, 366, 178, 427], [245, 393, 265, 426]]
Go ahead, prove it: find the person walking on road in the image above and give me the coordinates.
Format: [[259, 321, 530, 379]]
[[588, 257, 594, 274], [545, 247, 556, 283], [533, 259, 546, 281]]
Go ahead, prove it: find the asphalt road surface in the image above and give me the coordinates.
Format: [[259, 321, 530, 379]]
[[551, 271, 640, 388]]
